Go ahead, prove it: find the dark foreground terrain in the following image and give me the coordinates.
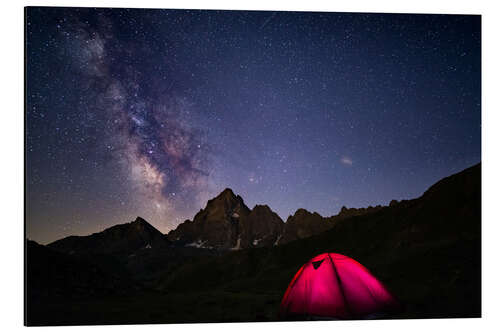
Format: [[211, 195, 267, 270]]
[[26, 163, 481, 325]]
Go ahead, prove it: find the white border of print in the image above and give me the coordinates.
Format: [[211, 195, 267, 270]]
[[2, 1, 499, 332]]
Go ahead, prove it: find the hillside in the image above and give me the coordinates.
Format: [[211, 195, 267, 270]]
[[25, 163, 481, 325], [158, 163, 481, 319]]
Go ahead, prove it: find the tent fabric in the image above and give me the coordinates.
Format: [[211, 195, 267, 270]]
[[280, 253, 398, 319]]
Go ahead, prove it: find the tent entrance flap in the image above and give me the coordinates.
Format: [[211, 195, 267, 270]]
[[312, 259, 324, 270]]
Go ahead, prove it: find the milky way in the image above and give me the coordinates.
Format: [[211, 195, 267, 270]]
[[63, 12, 214, 224], [26, 8, 481, 243]]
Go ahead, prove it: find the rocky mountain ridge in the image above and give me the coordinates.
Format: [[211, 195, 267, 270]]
[[46, 188, 391, 253], [166, 188, 385, 250], [44, 186, 387, 253]]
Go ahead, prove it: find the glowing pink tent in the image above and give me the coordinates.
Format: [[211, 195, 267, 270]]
[[280, 253, 399, 319]]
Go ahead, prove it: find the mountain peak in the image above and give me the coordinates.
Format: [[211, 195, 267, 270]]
[[286, 208, 323, 223], [204, 188, 247, 212], [133, 216, 149, 224], [206, 188, 238, 205], [47, 216, 169, 255], [130, 216, 159, 232], [216, 188, 236, 199], [252, 204, 273, 212], [291, 208, 313, 218]]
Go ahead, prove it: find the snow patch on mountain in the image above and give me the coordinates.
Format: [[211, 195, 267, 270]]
[[186, 240, 210, 249], [231, 237, 242, 250]]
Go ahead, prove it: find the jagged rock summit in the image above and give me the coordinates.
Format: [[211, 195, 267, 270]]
[[167, 188, 280, 249], [166, 188, 384, 250]]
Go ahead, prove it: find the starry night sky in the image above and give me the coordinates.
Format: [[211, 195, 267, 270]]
[[26, 7, 481, 244]]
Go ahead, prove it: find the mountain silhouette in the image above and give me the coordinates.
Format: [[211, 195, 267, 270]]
[[26, 163, 481, 325], [48, 216, 171, 255], [167, 187, 382, 249], [41, 188, 390, 253], [159, 163, 480, 320], [167, 188, 287, 249]]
